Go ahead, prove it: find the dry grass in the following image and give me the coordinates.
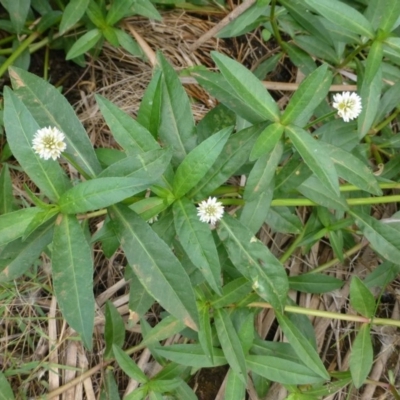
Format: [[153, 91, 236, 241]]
[[2, 8, 400, 400]]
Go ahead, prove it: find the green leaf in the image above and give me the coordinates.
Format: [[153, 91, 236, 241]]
[[96, 94, 159, 154], [276, 312, 330, 380], [364, 261, 400, 289], [244, 141, 282, 201], [194, 71, 269, 123], [0, 207, 42, 247], [3, 88, 71, 202], [189, 123, 267, 200], [250, 122, 284, 161], [1, 0, 30, 34], [0, 218, 54, 281], [281, 64, 332, 126], [114, 29, 143, 57], [158, 53, 195, 166], [246, 355, 324, 385], [304, 0, 375, 39], [52, 213, 95, 350], [240, 183, 274, 234], [60, 0, 89, 34], [132, 0, 162, 21], [211, 52, 280, 122], [294, 36, 339, 65], [364, 41, 383, 85], [288, 274, 343, 294], [217, 214, 288, 311], [102, 369, 121, 400], [173, 127, 232, 198], [98, 149, 171, 179], [113, 345, 148, 383], [325, 144, 382, 195], [358, 66, 382, 139], [58, 177, 155, 214], [297, 175, 348, 211], [285, 125, 339, 196], [224, 368, 246, 400], [365, 0, 400, 33], [141, 315, 186, 346], [349, 324, 373, 388], [9, 67, 102, 178], [106, 0, 135, 25], [110, 204, 199, 330], [104, 301, 126, 359], [282, 43, 317, 76], [155, 344, 227, 368], [211, 277, 252, 308], [350, 276, 376, 318], [0, 371, 14, 400], [126, 268, 154, 317], [137, 70, 162, 137], [66, 28, 102, 60], [214, 308, 247, 384], [173, 198, 221, 294], [0, 164, 17, 214], [265, 207, 302, 234], [351, 210, 400, 265], [198, 304, 214, 362]]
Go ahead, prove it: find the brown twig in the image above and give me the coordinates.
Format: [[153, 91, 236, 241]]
[[188, 0, 257, 52]]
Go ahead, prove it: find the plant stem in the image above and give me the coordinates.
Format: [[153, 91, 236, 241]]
[[270, 0, 283, 48], [304, 111, 337, 129], [248, 302, 400, 327], [0, 31, 41, 78], [279, 228, 306, 264]]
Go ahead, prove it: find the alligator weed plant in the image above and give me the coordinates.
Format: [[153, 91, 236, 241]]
[[2, 5, 400, 399]]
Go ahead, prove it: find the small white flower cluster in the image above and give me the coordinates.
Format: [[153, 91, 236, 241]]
[[197, 197, 224, 225], [332, 92, 362, 122], [32, 126, 67, 160]]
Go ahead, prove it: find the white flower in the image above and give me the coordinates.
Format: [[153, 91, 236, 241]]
[[147, 214, 159, 224], [32, 126, 67, 160], [197, 197, 224, 225], [332, 92, 362, 122]]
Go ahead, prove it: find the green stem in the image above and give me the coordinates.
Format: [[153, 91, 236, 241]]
[[270, 0, 283, 48], [0, 31, 41, 78], [248, 302, 400, 327], [77, 209, 108, 220], [304, 111, 337, 129], [279, 228, 306, 264], [372, 107, 400, 136], [338, 42, 370, 69]]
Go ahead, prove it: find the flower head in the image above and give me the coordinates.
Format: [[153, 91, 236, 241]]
[[197, 197, 224, 225], [332, 92, 362, 122], [32, 126, 67, 160]]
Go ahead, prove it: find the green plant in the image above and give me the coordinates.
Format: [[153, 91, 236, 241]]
[[2, 1, 400, 398]]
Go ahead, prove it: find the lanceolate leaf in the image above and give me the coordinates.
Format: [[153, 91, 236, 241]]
[[349, 324, 373, 388], [350, 277, 376, 318], [288, 274, 343, 294], [52, 214, 95, 350], [304, 0, 375, 39], [59, 0, 90, 34], [0, 219, 54, 281], [0, 164, 18, 214], [96, 94, 159, 154], [285, 125, 339, 196], [223, 369, 246, 400], [0, 371, 14, 400], [173, 198, 222, 294], [113, 345, 148, 383], [276, 312, 330, 380], [246, 355, 324, 385], [214, 308, 248, 384], [173, 127, 232, 198], [217, 214, 288, 311], [4, 88, 71, 202], [281, 64, 331, 126], [158, 53, 195, 166], [211, 52, 280, 122], [189, 123, 268, 200], [58, 177, 157, 214], [325, 143, 382, 195], [9, 67, 102, 178], [0, 208, 42, 247], [66, 29, 103, 60], [351, 210, 400, 265], [109, 204, 199, 330], [104, 301, 126, 359], [250, 122, 284, 161]]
